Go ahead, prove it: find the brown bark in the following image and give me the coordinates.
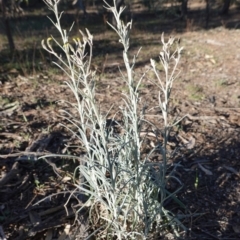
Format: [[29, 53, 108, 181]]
[[181, 0, 188, 19], [1, 0, 15, 52], [220, 0, 231, 15]]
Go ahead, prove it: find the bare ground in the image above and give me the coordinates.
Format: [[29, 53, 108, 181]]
[[0, 1, 240, 239]]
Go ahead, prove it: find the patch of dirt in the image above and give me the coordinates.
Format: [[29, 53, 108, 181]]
[[0, 1, 240, 239]]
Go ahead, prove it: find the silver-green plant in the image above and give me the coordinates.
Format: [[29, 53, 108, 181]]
[[41, 0, 185, 239]]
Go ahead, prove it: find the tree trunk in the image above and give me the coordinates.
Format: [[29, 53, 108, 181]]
[[220, 0, 231, 15], [181, 0, 188, 19], [1, 0, 15, 52], [205, 0, 210, 28]]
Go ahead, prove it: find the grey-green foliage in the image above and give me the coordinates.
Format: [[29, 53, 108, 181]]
[[41, 0, 185, 239]]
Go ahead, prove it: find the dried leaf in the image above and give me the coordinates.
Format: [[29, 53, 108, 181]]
[[198, 163, 213, 175], [185, 136, 195, 149], [210, 58, 216, 64], [150, 141, 155, 148], [205, 54, 213, 59], [178, 135, 195, 149], [62, 176, 71, 183]]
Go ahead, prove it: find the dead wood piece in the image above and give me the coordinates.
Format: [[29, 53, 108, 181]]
[[29, 211, 41, 227], [28, 217, 64, 237], [0, 225, 6, 240], [7, 174, 32, 200], [27, 209, 75, 237], [0, 132, 22, 141], [26, 133, 54, 152], [26, 204, 90, 238], [0, 162, 20, 187], [39, 205, 65, 217]]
